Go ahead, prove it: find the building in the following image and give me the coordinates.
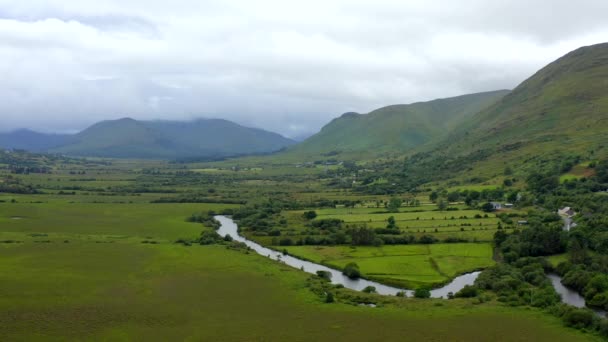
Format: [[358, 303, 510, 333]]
[[558, 207, 576, 217], [503, 203, 514, 208], [490, 202, 502, 210]]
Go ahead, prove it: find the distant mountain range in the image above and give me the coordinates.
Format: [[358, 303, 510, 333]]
[[0, 118, 295, 159], [2, 42, 607, 168]]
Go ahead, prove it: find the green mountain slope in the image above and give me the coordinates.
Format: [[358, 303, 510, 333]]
[[402, 42, 608, 184], [285, 90, 509, 159], [0, 129, 71, 152], [49, 118, 295, 159]]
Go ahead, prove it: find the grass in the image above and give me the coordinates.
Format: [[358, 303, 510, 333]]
[[0, 201, 238, 241], [0, 154, 602, 340], [0, 241, 597, 341], [285, 243, 495, 288]]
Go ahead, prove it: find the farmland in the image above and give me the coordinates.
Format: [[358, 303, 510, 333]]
[[0, 151, 602, 340], [285, 243, 495, 288]]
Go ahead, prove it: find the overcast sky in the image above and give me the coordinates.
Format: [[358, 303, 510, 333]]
[[0, 0, 607, 138]]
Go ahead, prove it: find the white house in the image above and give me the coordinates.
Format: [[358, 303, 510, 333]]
[[558, 207, 576, 217]]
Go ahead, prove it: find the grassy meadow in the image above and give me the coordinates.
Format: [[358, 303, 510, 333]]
[[0, 153, 601, 340], [285, 243, 495, 288]]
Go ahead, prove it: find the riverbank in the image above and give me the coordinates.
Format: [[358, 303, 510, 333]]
[[216, 215, 484, 297]]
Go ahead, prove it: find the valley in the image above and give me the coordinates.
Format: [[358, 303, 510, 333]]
[[2, 42, 608, 341]]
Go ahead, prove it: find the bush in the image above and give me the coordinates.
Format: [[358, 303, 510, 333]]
[[455, 285, 478, 298], [303, 210, 317, 220], [343, 262, 361, 279], [199, 231, 221, 245], [316, 270, 332, 281], [414, 288, 431, 298], [562, 309, 594, 329], [279, 238, 293, 246], [325, 292, 335, 303], [363, 286, 376, 293]]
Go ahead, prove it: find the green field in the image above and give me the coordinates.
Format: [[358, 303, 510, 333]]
[[285, 243, 495, 288], [0, 229, 595, 341], [0, 201, 238, 241], [0, 151, 603, 340]]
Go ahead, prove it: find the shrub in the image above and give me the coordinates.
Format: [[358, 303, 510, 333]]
[[303, 210, 317, 220], [316, 270, 332, 281], [562, 309, 594, 329], [363, 286, 376, 293], [414, 288, 431, 298], [455, 285, 478, 298], [343, 262, 361, 279]]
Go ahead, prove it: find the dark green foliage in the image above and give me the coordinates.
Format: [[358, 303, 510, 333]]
[[387, 197, 402, 212], [362, 286, 376, 293], [198, 231, 222, 245], [481, 202, 495, 213], [311, 219, 343, 230], [302, 210, 317, 220], [414, 288, 431, 299], [349, 226, 376, 245], [454, 285, 478, 298], [316, 270, 332, 281], [342, 262, 361, 279]]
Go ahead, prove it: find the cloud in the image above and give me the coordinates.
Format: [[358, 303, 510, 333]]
[[0, 0, 606, 137]]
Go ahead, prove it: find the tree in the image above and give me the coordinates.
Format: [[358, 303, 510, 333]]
[[343, 262, 361, 279], [481, 202, 495, 213], [316, 270, 332, 281], [325, 292, 335, 303], [447, 191, 460, 202], [302, 210, 317, 220], [437, 199, 448, 211], [387, 197, 402, 212], [350, 226, 376, 245], [454, 285, 478, 298], [414, 287, 431, 298], [363, 286, 376, 293], [429, 191, 439, 202], [387, 216, 397, 229]]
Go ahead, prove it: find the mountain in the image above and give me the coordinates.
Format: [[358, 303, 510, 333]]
[[284, 90, 509, 159], [0, 118, 295, 159], [402, 42, 608, 183], [0, 129, 71, 152]]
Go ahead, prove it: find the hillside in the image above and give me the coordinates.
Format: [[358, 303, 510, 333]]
[[0, 129, 71, 152], [52, 118, 295, 159], [284, 90, 509, 159], [0, 118, 295, 159], [401, 42, 608, 185]]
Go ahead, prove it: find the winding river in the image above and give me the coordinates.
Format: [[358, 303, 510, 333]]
[[215, 215, 479, 298], [548, 273, 607, 317]]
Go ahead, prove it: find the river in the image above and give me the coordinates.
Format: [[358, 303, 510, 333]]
[[215, 215, 479, 298], [548, 273, 606, 317]]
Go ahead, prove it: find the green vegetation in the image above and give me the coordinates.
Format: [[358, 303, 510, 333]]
[[0, 118, 295, 159], [286, 244, 495, 288], [4, 43, 608, 340], [283, 90, 508, 160]]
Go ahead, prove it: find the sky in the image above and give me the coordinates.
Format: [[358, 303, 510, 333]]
[[0, 0, 607, 138]]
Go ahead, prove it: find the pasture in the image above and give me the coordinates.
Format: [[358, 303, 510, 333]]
[[285, 243, 495, 288], [0, 230, 596, 341]]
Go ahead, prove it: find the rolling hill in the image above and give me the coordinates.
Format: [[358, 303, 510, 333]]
[[0, 118, 295, 159], [0, 129, 71, 152], [284, 90, 509, 159]]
